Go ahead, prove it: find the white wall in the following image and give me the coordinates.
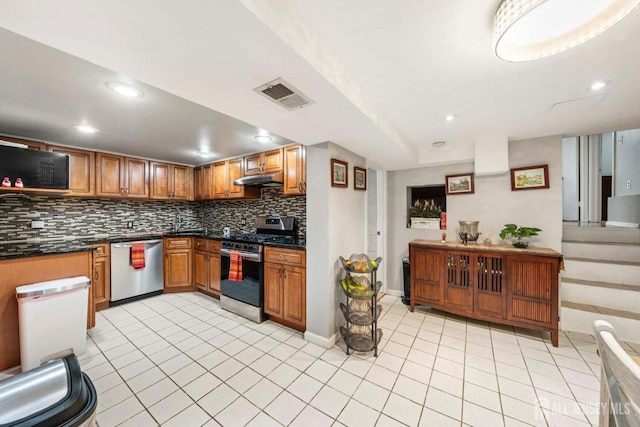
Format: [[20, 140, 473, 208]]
[[386, 135, 563, 294], [614, 129, 640, 196], [305, 142, 367, 346], [562, 137, 579, 221]]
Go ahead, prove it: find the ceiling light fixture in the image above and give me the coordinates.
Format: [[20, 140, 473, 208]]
[[255, 135, 272, 143], [74, 125, 99, 134], [197, 151, 212, 158], [432, 141, 446, 148], [106, 81, 144, 98], [590, 80, 610, 90], [445, 115, 456, 122], [493, 0, 640, 62]]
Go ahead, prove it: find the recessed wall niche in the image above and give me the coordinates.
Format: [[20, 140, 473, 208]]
[[406, 184, 446, 228]]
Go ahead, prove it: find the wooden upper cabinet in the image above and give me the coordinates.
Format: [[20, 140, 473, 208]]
[[244, 148, 283, 176], [194, 165, 213, 200], [96, 153, 148, 198], [150, 162, 192, 200], [213, 158, 259, 199], [47, 145, 95, 196], [283, 144, 306, 196], [0, 136, 46, 150]]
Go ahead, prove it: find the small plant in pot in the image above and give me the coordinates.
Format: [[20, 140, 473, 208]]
[[499, 224, 542, 248], [408, 199, 441, 218]]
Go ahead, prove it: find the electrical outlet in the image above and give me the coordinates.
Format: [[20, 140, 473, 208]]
[[31, 220, 44, 229], [627, 180, 632, 190], [241, 218, 246, 225], [127, 221, 134, 229]]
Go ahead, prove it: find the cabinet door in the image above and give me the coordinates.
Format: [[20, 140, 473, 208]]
[[410, 247, 444, 306], [244, 153, 263, 176], [47, 146, 95, 196], [194, 166, 203, 199], [193, 250, 208, 291], [124, 158, 149, 198], [150, 162, 170, 199], [283, 144, 306, 195], [93, 255, 110, 310], [283, 266, 306, 328], [208, 253, 221, 293], [445, 252, 473, 312], [96, 153, 125, 197], [264, 262, 283, 317], [506, 255, 557, 327], [172, 165, 191, 200], [474, 254, 505, 318], [164, 250, 192, 288], [263, 148, 284, 173], [227, 158, 245, 198], [213, 161, 228, 198]]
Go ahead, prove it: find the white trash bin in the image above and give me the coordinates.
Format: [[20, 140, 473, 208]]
[[16, 276, 91, 372]]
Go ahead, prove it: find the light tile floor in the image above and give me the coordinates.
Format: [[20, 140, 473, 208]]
[[78, 292, 640, 426]]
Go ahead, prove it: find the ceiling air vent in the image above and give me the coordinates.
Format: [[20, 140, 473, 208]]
[[254, 78, 314, 111]]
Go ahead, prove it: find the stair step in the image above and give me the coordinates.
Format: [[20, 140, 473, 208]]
[[561, 304, 640, 344], [561, 279, 640, 313], [562, 301, 640, 320], [561, 277, 640, 292], [562, 241, 640, 263], [563, 259, 640, 286], [562, 224, 640, 244], [564, 257, 640, 266]]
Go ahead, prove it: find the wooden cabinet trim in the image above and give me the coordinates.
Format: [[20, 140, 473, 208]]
[[264, 246, 306, 267]]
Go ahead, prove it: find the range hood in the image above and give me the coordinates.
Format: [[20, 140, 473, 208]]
[[233, 173, 283, 187]]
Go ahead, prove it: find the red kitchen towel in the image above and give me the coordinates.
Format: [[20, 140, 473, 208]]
[[131, 242, 146, 270], [229, 251, 243, 281]]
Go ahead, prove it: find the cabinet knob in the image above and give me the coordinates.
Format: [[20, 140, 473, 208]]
[[94, 270, 99, 280], [302, 182, 306, 192]]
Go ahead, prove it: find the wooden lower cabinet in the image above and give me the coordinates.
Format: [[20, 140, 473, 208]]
[[92, 243, 111, 311], [264, 246, 306, 331], [193, 239, 221, 298], [409, 241, 562, 346], [163, 237, 194, 291], [0, 251, 93, 371]]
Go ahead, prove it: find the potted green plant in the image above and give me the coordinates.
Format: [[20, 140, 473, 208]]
[[499, 224, 541, 248], [409, 199, 442, 229]]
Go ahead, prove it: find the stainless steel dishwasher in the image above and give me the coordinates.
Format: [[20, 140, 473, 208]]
[[110, 239, 164, 304]]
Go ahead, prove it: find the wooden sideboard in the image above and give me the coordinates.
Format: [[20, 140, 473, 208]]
[[409, 240, 563, 346]]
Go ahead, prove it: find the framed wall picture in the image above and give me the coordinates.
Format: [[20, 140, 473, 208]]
[[331, 158, 348, 187], [510, 164, 549, 191], [445, 173, 474, 195], [354, 166, 367, 191]]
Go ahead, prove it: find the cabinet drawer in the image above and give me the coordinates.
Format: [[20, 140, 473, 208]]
[[92, 243, 110, 257], [194, 238, 207, 251], [207, 239, 221, 253], [165, 237, 192, 249], [264, 247, 306, 267]]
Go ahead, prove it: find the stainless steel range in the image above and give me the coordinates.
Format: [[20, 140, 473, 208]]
[[220, 216, 297, 322]]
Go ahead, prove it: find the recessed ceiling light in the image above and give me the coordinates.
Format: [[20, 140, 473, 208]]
[[197, 151, 212, 158], [493, 0, 640, 62], [590, 80, 610, 91], [74, 125, 99, 134], [432, 141, 446, 148], [445, 115, 456, 122], [106, 81, 144, 98], [255, 135, 272, 143]]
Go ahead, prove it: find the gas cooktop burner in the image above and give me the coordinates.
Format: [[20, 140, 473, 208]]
[[224, 233, 295, 244]]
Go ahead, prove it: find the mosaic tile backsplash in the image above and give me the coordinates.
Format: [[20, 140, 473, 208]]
[[0, 188, 306, 242], [203, 188, 307, 237]]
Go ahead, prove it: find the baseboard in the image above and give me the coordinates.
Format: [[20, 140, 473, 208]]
[[606, 220, 640, 228], [304, 330, 338, 349], [385, 289, 403, 297]]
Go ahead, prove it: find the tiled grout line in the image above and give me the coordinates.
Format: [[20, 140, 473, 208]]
[[79, 292, 637, 426]]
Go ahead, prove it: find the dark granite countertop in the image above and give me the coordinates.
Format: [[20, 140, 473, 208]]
[[0, 230, 305, 260], [0, 240, 96, 260]]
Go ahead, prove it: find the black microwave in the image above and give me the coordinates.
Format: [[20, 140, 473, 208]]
[[0, 144, 70, 189]]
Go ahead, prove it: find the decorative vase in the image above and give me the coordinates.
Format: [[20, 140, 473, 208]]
[[458, 221, 480, 243]]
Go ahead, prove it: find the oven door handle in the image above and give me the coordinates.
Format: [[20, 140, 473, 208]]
[[220, 248, 261, 262]]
